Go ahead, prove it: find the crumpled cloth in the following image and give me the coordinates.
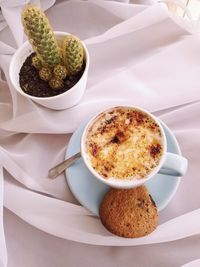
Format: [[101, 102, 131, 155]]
[[0, 1, 200, 267]]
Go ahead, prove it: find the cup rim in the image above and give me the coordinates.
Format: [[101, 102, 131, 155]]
[[9, 31, 90, 101], [81, 105, 167, 189]]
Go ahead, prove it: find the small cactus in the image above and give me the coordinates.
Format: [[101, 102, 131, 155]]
[[22, 5, 62, 67], [32, 55, 42, 70], [62, 35, 84, 75], [21, 6, 86, 94], [39, 67, 52, 81], [53, 64, 68, 80], [49, 77, 64, 89]]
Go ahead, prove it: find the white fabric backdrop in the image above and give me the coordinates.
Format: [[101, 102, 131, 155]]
[[0, 0, 200, 266]]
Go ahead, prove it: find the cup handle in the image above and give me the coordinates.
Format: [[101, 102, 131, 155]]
[[158, 152, 188, 177]]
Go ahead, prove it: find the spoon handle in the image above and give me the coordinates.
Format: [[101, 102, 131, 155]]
[[48, 152, 81, 179]]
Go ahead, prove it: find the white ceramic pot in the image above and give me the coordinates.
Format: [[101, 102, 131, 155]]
[[9, 31, 90, 110]]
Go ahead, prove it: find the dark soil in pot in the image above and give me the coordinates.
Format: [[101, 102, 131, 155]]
[[19, 53, 85, 97]]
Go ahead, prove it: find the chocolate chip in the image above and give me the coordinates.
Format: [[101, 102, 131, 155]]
[[111, 131, 126, 144], [135, 112, 146, 125], [150, 144, 162, 158], [91, 144, 98, 156], [105, 116, 117, 125], [111, 135, 120, 144], [149, 194, 156, 207]]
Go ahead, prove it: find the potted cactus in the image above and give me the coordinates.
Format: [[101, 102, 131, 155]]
[[9, 5, 89, 110]]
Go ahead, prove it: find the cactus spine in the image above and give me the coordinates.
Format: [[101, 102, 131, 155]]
[[49, 77, 64, 90], [22, 5, 62, 67], [53, 65, 68, 80], [32, 55, 42, 70], [62, 35, 84, 75], [39, 67, 52, 81]]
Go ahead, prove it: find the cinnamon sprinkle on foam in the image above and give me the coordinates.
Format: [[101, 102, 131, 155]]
[[85, 107, 163, 180]]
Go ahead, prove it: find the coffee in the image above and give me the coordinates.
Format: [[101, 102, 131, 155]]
[[84, 107, 164, 180]]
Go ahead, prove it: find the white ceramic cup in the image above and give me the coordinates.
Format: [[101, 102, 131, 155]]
[[81, 106, 188, 189], [9, 31, 90, 110]]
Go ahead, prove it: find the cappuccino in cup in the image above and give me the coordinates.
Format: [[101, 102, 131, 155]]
[[83, 107, 164, 181]]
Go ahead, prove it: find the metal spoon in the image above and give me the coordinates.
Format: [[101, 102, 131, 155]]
[[48, 152, 81, 179]]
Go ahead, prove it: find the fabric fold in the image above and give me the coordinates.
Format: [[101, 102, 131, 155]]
[[0, 3, 198, 134], [3, 175, 200, 246], [0, 0, 199, 252], [0, 167, 7, 267]]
